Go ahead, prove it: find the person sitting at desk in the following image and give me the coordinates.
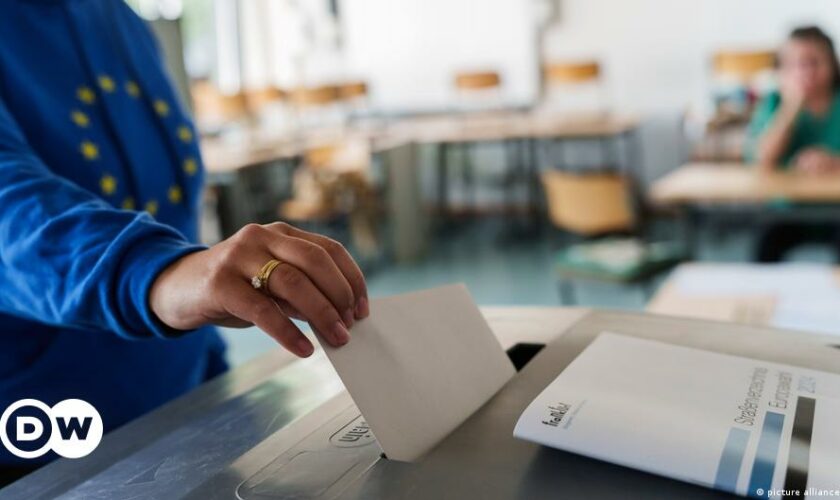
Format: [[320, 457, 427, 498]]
[[746, 25, 840, 262], [0, 0, 368, 484]]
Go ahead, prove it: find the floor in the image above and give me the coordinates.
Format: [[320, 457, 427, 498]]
[[218, 214, 836, 367]]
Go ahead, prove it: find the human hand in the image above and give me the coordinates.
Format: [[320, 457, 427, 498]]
[[793, 147, 840, 175], [780, 75, 806, 114], [149, 222, 369, 357]]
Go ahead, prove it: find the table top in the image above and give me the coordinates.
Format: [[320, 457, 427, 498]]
[[201, 111, 640, 174], [200, 126, 401, 175], [388, 111, 639, 145], [650, 163, 840, 205], [647, 262, 840, 343], [5, 305, 837, 499]]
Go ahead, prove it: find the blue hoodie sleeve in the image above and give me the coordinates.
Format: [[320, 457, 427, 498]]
[[0, 96, 204, 339]]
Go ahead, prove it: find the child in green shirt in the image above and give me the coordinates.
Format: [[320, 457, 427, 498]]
[[746, 26, 840, 262], [746, 26, 840, 171]]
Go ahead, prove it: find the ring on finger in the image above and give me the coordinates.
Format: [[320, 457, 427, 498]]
[[251, 259, 282, 291]]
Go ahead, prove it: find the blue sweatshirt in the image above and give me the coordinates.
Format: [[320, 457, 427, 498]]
[[0, 0, 227, 466]]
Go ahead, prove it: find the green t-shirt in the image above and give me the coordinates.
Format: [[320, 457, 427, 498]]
[[744, 91, 840, 166]]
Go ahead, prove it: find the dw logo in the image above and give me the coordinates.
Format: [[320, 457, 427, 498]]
[[0, 399, 103, 459]]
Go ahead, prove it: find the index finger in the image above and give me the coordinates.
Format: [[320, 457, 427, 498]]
[[268, 223, 369, 318]]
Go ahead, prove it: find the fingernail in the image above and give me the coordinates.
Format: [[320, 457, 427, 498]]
[[355, 297, 369, 318], [343, 310, 354, 329], [333, 321, 351, 345], [297, 338, 314, 357]]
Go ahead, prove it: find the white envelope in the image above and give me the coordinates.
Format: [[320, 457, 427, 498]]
[[323, 284, 516, 462]]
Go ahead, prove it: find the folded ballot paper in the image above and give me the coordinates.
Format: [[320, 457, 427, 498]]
[[323, 284, 516, 462], [514, 333, 840, 499]]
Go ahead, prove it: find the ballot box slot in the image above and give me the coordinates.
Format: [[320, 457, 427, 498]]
[[506, 343, 545, 371]]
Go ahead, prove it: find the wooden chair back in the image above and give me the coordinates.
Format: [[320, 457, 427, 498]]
[[541, 170, 635, 236]]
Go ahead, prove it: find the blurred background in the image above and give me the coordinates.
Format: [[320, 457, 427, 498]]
[[126, 0, 840, 364]]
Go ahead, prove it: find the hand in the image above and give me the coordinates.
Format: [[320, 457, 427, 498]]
[[149, 222, 369, 357], [793, 148, 840, 175], [780, 76, 806, 114]]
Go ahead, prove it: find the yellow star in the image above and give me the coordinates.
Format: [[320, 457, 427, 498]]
[[80, 141, 99, 160], [121, 197, 135, 210], [153, 99, 169, 117], [125, 81, 141, 98], [183, 157, 198, 176], [98, 75, 116, 93], [168, 185, 183, 204], [77, 86, 96, 105], [99, 174, 117, 195], [70, 110, 90, 128], [144, 200, 158, 216], [176, 125, 193, 143]]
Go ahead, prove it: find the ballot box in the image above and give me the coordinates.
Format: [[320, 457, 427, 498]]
[[3, 310, 839, 499]]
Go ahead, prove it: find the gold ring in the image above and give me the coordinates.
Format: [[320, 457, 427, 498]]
[[251, 259, 282, 291]]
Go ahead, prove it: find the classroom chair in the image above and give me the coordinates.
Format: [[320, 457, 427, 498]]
[[190, 81, 250, 134], [538, 60, 621, 172], [541, 170, 684, 305], [443, 70, 526, 219], [338, 81, 368, 101], [280, 140, 380, 258], [289, 84, 344, 131], [337, 80, 378, 131], [693, 49, 776, 161], [243, 86, 295, 134], [454, 71, 502, 102], [542, 60, 606, 116], [713, 50, 776, 81]]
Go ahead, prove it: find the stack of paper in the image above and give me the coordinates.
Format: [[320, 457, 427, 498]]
[[515, 333, 840, 498], [673, 264, 840, 337]]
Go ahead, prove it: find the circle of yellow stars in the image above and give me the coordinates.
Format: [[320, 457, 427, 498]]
[[72, 82, 195, 213]]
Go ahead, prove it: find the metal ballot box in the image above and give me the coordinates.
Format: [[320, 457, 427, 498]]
[[3, 310, 839, 499]]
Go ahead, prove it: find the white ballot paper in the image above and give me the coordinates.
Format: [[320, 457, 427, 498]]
[[514, 333, 840, 499], [324, 284, 516, 462]]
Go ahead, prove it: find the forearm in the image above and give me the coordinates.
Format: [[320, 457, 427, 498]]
[[754, 105, 800, 169], [0, 150, 202, 338]]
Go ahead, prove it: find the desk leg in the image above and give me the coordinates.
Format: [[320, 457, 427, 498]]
[[526, 138, 541, 230], [462, 141, 475, 211], [548, 138, 568, 170], [600, 136, 614, 171], [503, 138, 520, 215], [437, 142, 450, 221], [683, 207, 701, 260], [626, 128, 644, 180]]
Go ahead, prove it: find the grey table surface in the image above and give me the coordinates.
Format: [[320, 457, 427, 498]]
[[3, 307, 837, 499], [0, 307, 586, 499]]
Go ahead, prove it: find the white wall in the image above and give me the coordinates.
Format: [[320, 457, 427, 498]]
[[339, 0, 840, 179], [341, 0, 840, 114], [340, 0, 539, 113], [543, 0, 840, 114]]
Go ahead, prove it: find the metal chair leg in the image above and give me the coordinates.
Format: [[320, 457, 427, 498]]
[[557, 278, 577, 305]]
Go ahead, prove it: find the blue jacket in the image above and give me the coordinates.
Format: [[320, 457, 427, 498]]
[[0, 0, 227, 466]]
